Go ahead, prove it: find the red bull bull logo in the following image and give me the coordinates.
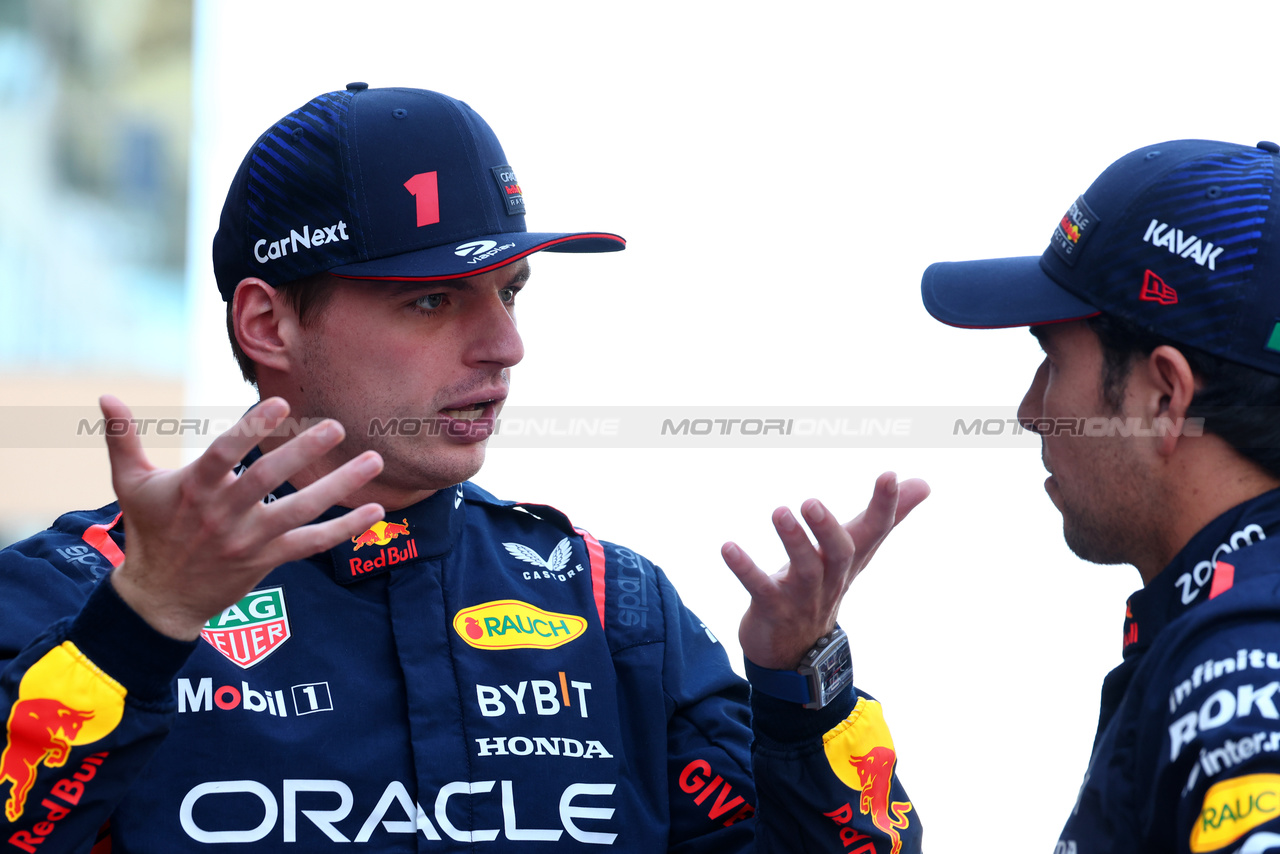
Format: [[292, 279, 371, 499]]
[[0, 641, 124, 824], [452, 600, 587, 650], [352, 519, 411, 550], [1059, 215, 1082, 244], [349, 520, 419, 576], [822, 697, 913, 854]]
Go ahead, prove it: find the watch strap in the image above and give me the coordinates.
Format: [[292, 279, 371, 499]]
[[743, 657, 812, 704]]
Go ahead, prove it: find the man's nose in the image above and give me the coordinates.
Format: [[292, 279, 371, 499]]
[[1017, 359, 1049, 430]]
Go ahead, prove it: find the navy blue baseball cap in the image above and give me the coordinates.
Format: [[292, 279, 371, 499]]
[[922, 139, 1280, 375], [213, 83, 625, 300]]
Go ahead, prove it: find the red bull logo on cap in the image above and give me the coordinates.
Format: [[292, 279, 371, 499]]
[[1, 641, 124, 823], [453, 600, 587, 650], [822, 697, 913, 854]]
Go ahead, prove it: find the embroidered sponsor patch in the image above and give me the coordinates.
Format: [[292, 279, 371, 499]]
[[491, 164, 525, 216], [1049, 194, 1100, 267], [453, 600, 587, 650], [822, 697, 913, 852], [201, 587, 292, 669], [0, 642, 124, 822], [1191, 773, 1280, 852], [340, 519, 421, 578]]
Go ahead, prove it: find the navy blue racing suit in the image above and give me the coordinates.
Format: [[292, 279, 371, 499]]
[[0, 453, 922, 852], [1058, 488, 1280, 853]]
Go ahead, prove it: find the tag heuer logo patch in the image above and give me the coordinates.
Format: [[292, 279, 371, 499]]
[[201, 587, 291, 669], [503, 538, 572, 574]]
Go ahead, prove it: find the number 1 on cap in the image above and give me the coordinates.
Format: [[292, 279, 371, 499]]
[[404, 171, 440, 227]]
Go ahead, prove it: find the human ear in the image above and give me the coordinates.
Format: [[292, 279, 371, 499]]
[[1143, 345, 1197, 457], [232, 278, 296, 374]]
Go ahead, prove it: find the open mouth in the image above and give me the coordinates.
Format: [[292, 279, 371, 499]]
[[441, 400, 496, 421]]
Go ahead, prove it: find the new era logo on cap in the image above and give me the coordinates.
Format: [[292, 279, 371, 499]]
[[1139, 270, 1177, 306]]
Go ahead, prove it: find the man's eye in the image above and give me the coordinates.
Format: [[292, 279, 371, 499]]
[[499, 287, 518, 304], [416, 294, 445, 310]]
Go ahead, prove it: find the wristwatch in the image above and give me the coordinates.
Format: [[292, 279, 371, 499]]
[[743, 626, 853, 710]]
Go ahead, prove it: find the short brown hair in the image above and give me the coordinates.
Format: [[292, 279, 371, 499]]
[[1086, 313, 1280, 478], [226, 273, 340, 385]]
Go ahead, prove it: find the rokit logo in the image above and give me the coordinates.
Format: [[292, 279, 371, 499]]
[[1169, 681, 1280, 762], [503, 537, 586, 582], [178, 678, 334, 718], [253, 221, 349, 264], [454, 240, 516, 266], [201, 587, 291, 668]]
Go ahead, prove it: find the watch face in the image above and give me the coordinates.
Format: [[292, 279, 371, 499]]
[[817, 643, 852, 692]]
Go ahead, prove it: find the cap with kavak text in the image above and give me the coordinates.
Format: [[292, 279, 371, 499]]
[[212, 83, 625, 300], [922, 139, 1280, 375]]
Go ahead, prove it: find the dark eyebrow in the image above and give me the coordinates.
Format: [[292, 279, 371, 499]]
[[384, 279, 471, 297], [381, 261, 532, 298]]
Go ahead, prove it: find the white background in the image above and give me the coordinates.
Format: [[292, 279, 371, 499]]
[[187, 2, 1280, 848]]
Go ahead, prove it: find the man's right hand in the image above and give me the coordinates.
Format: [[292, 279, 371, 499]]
[[101, 395, 385, 641]]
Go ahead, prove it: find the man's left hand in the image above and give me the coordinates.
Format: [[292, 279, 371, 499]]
[[722, 472, 930, 670]]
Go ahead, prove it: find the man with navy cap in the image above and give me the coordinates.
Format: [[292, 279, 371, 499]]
[[0, 85, 927, 851], [924, 140, 1280, 851]]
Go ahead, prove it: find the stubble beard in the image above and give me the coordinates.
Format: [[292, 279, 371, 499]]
[[1055, 438, 1158, 568]]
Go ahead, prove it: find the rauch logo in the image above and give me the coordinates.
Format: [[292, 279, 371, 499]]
[[201, 587, 291, 669], [452, 600, 587, 650]]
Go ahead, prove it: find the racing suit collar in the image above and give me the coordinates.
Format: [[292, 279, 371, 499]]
[[1121, 487, 1280, 660], [236, 447, 466, 584]]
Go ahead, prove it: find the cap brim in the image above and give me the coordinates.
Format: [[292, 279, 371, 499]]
[[921, 256, 1099, 328], [329, 231, 625, 281]]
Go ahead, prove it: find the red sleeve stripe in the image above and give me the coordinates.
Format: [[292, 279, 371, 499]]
[[575, 527, 607, 631], [82, 512, 125, 569], [91, 820, 112, 854]]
